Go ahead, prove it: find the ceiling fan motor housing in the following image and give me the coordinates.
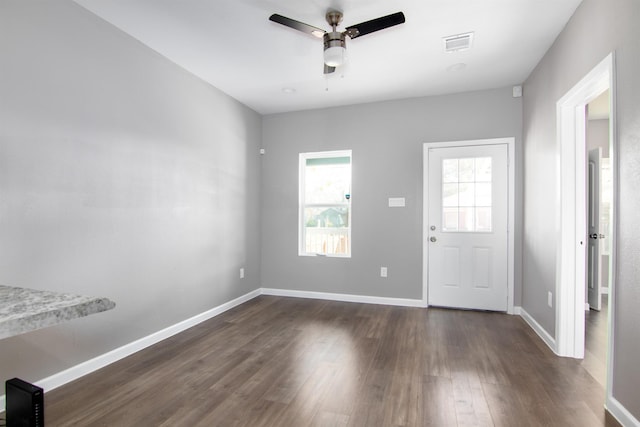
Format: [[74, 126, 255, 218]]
[[323, 31, 346, 50]]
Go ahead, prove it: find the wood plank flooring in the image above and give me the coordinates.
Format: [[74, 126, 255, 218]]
[[582, 295, 608, 387], [40, 296, 621, 426]]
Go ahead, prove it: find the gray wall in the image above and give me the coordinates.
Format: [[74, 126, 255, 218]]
[[0, 1, 261, 384], [522, 0, 640, 418], [261, 88, 523, 302]]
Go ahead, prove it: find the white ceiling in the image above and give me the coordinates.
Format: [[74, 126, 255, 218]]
[[73, 0, 583, 115]]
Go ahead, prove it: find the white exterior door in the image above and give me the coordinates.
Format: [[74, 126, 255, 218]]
[[587, 148, 602, 311], [427, 143, 509, 311]]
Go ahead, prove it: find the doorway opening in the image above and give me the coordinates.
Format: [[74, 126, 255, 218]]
[[583, 89, 612, 387], [556, 52, 616, 404]]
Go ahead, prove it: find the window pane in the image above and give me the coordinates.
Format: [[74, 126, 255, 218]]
[[458, 183, 475, 206], [305, 228, 349, 255], [476, 183, 492, 206], [458, 207, 474, 231], [304, 207, 349, 228], [441, 156, 493, 232], [306, 156, 350, 166], [304, 207, 350, 255], [443, 207, 458, 231], [300, 151, 351, 256], [305, 163, 351, 204], [442, 183, 458, 207], [443, 159, 458, 183], [476, 207, 492, 232], [475, 157, 492, 182], [459, 158, 474, 182]]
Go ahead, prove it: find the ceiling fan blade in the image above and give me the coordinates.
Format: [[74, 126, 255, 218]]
[[269, 14, 326, 38], [344, 12, 405, 39], [324, 64, 336, 74]]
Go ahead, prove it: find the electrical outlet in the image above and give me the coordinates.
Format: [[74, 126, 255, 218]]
[[240, 268, 245, 279], [380, 267, 388, 278], [548, 291, 553, 307]]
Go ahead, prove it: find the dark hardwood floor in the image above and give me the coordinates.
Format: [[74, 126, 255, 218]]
[[40, 296, 621, 426], [582, 295, 609, 387]]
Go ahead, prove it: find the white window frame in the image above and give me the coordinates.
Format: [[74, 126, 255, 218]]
[[299, 150, 352, 258]]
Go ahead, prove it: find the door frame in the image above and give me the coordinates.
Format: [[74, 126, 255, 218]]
[[555, 53, 616, 364], [422, 137, 516, 314]]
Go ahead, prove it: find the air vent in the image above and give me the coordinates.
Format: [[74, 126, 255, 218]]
[[443, 32, 474, 52]]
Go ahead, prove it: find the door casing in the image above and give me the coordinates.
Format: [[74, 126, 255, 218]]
[[556, 52, 616, 413], [556, 53, 615, 359], [423, 137, 516, 314]]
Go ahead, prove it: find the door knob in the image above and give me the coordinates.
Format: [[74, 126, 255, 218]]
[[430, 236, 437, 242], [589, 233, 598, 239]]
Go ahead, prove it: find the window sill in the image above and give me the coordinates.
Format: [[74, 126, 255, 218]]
[[298, 253, 351, 259]]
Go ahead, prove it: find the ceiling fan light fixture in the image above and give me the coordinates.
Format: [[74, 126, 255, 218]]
[[324, 46, 346, 67], [323, 31, 347, 67]]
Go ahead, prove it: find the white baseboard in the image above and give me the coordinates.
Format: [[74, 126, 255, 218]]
[[0, 288, 262, 410], [518, 307, 558, 355], [607, 394, 640, 427], [260, 288, 426, 307], [512, 306, 522, 315]]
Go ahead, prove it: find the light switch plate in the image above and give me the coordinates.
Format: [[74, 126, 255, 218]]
[[388, 197, 405, 207]]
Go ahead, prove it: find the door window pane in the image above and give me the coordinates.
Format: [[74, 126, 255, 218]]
[[442, 183, 459, 207], [475, 157, 492, 182], [443, 159, 459, 183], [459, 158, 475, 182], [458, 207, 475, 232], [476, 207, 492, 232], [476, 183, 492, 206], [458, 183, 475, 206], [441, 157, 492, 232], [443, 207, 459, 231]]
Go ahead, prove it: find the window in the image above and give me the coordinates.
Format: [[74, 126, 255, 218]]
[[299, 150, 352, 257], [442, 156, 492, 232]]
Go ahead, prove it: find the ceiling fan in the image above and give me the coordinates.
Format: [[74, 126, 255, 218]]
[[269, 10, 405, 74]]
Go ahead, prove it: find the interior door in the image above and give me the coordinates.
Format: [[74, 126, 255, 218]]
[[427, 144, 508, 311], [587, 148, 602, 311]]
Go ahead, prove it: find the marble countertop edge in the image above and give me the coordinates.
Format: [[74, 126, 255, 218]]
[[0, 285, 116, 340]]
